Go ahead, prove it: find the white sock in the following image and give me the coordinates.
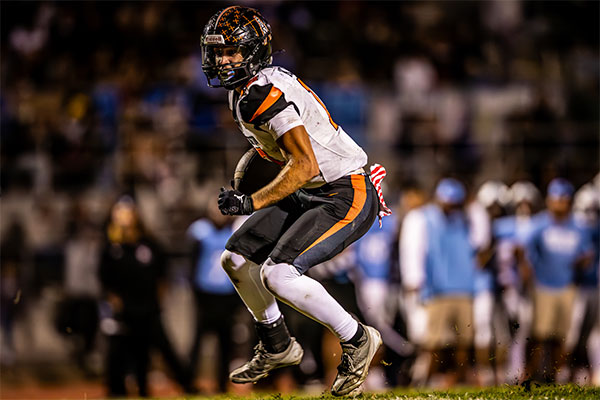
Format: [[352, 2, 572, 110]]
[[260, 258, 359, 341], [220, 250, 281, 324]]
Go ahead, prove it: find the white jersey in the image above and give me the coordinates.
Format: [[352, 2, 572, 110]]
[[228, 66, 367, 186]]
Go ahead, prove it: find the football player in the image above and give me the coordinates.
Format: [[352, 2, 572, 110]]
[[201, 6, 391, 396]]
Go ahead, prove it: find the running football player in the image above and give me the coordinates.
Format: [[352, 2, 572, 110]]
[[201, 6, 391, 395]]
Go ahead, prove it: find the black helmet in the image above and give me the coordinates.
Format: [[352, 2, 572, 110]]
[[201, 6, 272, 90]]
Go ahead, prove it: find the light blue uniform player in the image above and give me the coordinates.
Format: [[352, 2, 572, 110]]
[[493, 180, 541, 382], [420, 203, 477, 301], [568, 183, 600, 384], [494, 214, 535, 290], [188, 219, 236, 295], [525, 212, 591, 289], [524, 178, 593, 382], [401, 178, 477, 385]]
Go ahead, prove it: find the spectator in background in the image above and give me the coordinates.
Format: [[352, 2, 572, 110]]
[[99, 195, 194, 397], [493, 181, 542, 382], [567, 182, 600, 384], [401, 178, 478, 387], [524, 178, 593, 383], [0, 219, 27, 367], [187, 203, 245, 394], [29, 200, 67, 292], [55, 202, 103, 377]]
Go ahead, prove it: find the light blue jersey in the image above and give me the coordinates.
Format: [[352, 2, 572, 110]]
[[574, 220, 599, 287], [493, 215, 536, 288], [422, 204, 476, 300], [354, 218, 396, 281], [525, 211, 592, 289], [188, 219, 236, 294]]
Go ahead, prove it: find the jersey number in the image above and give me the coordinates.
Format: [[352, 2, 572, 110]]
[[297, 78, 339, 130]]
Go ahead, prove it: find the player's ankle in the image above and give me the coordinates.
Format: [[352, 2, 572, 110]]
[[256, 315, 292, 353], [343, 322, 365, 347]]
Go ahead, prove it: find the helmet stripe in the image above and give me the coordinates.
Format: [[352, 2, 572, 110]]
[[215, 6, 238, 27]]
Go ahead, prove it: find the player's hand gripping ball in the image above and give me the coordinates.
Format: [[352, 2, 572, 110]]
[[218, 188, 254, 215]]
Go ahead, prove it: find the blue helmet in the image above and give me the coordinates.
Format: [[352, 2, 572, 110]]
[[435, 178, 466, 205], [547, 178, 574, 200]]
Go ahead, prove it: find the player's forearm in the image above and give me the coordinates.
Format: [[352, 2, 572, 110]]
[[251, 156, 318, 210]]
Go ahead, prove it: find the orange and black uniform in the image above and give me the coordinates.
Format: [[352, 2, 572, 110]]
[[228, 174, 379, 275], [226, 67, 379, 273]]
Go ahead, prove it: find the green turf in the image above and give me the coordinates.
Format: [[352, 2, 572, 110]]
[[174, 384, 599, 400]]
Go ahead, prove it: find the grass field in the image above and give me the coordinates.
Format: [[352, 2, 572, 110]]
[[163, 384, 600, 400]]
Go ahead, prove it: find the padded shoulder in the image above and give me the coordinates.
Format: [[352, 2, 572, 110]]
[[239, 83, 292, 126]]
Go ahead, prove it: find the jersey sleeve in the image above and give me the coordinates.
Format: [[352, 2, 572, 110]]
[[576, 225, 594, 256], [467, 202, 491, 250], [239, 83, 298, 128], [267, 105, 304, 138]]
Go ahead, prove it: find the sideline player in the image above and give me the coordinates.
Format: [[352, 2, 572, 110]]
[[200, 6, 390, 396]]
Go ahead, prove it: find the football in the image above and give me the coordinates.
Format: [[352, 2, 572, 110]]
[[233, 148, 282, 195]]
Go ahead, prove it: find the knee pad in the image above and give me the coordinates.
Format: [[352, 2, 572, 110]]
[[260, 258, 300, 295], [220, 249, 246, 274], [260, 259, 277, 294]]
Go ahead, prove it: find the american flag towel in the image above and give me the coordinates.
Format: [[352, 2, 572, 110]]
[[369, 164, 392, 227]]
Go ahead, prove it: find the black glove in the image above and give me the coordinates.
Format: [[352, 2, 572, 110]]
[[218, 187, 254, 215]]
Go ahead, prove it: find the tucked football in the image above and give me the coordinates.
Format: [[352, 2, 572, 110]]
[[233, 148, 282, 195]]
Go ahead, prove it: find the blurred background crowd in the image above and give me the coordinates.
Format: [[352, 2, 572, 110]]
[[1, 0, 598, 398]]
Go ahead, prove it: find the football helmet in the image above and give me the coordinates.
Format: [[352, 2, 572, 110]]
[[509, 181, 541, 206], [573, 183, 599, 225], [476, 180, 510, 208], [201, 6, 272, 90], [435, 178, 466, 205]]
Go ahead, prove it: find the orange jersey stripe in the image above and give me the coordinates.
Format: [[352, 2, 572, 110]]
[[249, 86, 283, 122], [299, 175, 367, 256]]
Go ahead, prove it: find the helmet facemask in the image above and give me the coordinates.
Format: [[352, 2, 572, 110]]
[[202, 39, 271, 90]]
